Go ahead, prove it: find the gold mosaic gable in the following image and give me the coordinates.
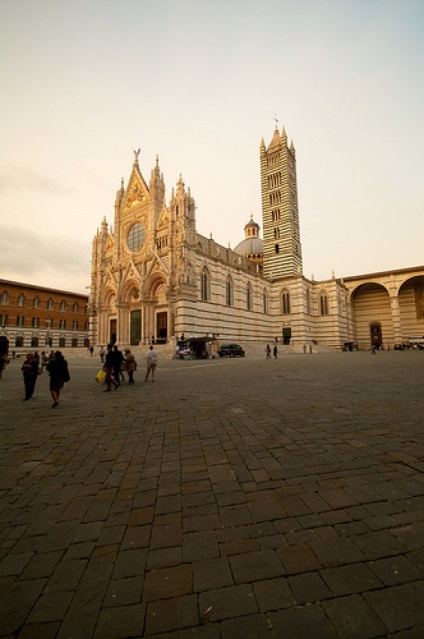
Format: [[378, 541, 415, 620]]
[[157, 208, 169, 230], [124, 173, 148, 210]]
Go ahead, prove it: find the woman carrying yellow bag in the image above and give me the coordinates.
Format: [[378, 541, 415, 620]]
[[95, 369, 106, 384]]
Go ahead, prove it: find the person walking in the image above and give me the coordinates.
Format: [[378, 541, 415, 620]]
[[46, 351, 70, 408], [100, 346, 106, 364], [21, 352, 39, 400], [124, 349, 137, 384], [273, 343, 278, 359], [265, 344, 271, 359], [145, 345, 158, 382], [112, 345, 125, 384], [104, 344, 119, 391]]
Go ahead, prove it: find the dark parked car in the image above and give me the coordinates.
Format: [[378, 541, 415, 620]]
[[218, 344, 245, 357]]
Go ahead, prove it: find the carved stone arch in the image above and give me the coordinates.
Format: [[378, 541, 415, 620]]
[[102, 286, 117, 309], [144, 272, 168, 302], [121, 278, 141, 305]]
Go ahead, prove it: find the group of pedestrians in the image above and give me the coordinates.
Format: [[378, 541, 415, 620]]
[[265, 343, 278, 359], [101, 343, 158, 392], [14, 344, 157, 405], [21, 350, 70, 408]]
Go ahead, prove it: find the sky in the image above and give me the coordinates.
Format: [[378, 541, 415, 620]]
[[0, 0, 423, 294]]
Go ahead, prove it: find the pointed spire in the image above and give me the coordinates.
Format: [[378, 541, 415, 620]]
[[176, 174, 185, 196]]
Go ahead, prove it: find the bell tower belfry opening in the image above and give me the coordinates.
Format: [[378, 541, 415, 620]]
[[260, 126, 303, 279]]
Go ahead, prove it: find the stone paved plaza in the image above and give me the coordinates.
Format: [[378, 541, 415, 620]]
[[0, 349, 423, 638]]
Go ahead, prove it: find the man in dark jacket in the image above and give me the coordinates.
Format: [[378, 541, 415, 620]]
[[112, 345, 125, 385], [104, 344, 119, 392]]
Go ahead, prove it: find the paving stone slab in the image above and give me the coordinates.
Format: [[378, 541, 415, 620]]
[[193, 557, 233, 592], [143, 564, 193, 601], [145, 594, 199, 635], [198, 584, 258, 623], [320, 562, 383, 596], [269, 603, 338, 639], [94, 603, 146, 638], [220, 612, 272, 638], [363, 581, 424, 633], [253, 577, 296, 612]]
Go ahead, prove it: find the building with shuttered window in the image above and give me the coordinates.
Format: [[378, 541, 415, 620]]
[[0, 280, 89, 351]]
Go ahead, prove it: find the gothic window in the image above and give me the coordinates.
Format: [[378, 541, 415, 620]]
[[263, 289, 268, 314], [47, 298, 54, 310], [73, 302, 79, 313], [17, 294, 25, 307], [59, 319, 66, 329], [246, 283, 252, 311], [16, 316, 24, 327], [226, 276, 234, 307], [60, 300, 67, 312], [33, 296, 40, 309], [320, 292, 329, 316], [200, 267, 210, 302], [72, 320, 78, 330], [0, 314, 8, 325], [31, 337, 39, 347], [32, 317, 40, 328], [275, 244, 280, 254], [281, 290, 290, 314], [0, 291, 9, 305], [15, 336, 24, 347], [274, 228, 280, 240]]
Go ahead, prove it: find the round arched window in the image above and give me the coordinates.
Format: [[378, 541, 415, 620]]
[[127, 223, 145, 252]]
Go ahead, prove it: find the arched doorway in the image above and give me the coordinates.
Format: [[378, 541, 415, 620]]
[[351, 283, 392, 349]]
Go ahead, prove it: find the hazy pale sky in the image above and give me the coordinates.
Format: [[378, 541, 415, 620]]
[[1, 0, 423, 293]]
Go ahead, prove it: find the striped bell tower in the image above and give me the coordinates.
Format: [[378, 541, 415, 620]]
[[260, 126, 303, 279]]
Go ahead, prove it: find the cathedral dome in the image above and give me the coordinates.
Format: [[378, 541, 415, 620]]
[[234, 215, 263, 262], [234, 236, 263, 257]]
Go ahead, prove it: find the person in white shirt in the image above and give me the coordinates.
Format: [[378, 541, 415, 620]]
[[145, 345, 158, 382]]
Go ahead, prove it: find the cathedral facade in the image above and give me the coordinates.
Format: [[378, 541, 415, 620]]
[[89, 127, 424, 352]]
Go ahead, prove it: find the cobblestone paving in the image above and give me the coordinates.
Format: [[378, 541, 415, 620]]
[[0, 349, 423, 638]]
